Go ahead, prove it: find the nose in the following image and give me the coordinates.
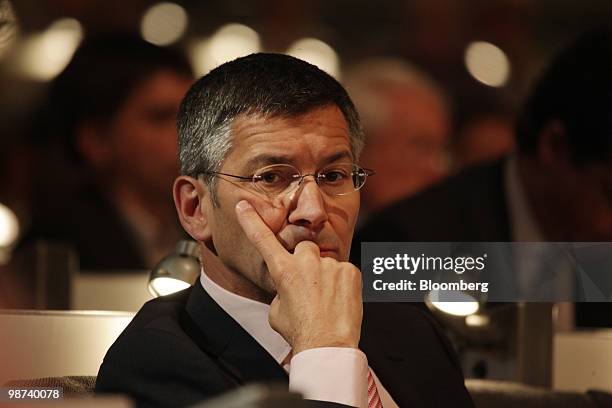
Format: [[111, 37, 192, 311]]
[[285, 176, 328, 232]]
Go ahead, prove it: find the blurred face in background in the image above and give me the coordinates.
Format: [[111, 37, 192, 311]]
[[536, 157, 612, 241], [80, 69, 192, 200], [455, 115, 515, 169], [360, 86, 450, 212], [570, 161, 612, 241], [523, 122, 612, 241]]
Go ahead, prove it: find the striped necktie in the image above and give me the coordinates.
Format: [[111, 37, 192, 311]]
[[368, 369, 383, 408], [283, 350, 383, 407]]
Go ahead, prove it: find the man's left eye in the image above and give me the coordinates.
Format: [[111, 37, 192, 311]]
[[322, 170, 346, 182]]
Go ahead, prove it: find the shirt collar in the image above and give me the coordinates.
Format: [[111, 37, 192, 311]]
[[504, 155, 545, 241], [199, 269, 291, 365], [112, 193, 180, 268]]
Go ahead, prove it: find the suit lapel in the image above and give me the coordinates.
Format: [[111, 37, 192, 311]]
[[183, 281, 288, 385]]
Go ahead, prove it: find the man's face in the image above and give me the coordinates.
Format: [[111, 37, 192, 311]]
[[202, 106, 360, 300], [105, 69, 192, 199]]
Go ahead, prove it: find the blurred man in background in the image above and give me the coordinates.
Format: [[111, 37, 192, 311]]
[[354, 28, 612, 327], [454, 112, 515, 170], [343, 58, 451, 217], [19, 33, 193, 270]]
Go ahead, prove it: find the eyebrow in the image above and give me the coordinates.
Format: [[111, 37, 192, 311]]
[[324, 151, 353, 164], [242, 151, 353, 173], [243, 154, 296, 173]]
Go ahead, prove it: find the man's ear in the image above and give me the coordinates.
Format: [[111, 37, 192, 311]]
[[173, 176, 212, 243], [76, 121, 113, 171], [537, 120, 572, 168]]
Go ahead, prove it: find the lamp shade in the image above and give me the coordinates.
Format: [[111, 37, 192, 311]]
[[148, 240, 200, 297]]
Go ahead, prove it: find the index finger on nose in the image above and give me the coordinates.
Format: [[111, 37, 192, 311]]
[[235, 200, 289, 267]]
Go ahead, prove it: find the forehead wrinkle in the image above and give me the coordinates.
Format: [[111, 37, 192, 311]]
[[231, 108, 349, 144], [244, 149, 353, 174], [323, 150, 353, 164], [230, 112, 285, 139], [228, 107, 352, 172]]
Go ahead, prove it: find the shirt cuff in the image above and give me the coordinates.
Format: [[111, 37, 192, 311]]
[[288, 347, 368, 408]]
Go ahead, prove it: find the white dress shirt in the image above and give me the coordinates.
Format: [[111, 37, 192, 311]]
[[200, 270, 398, 407]]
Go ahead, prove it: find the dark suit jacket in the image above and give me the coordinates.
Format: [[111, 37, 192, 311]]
[[22, 186, 149, 270], [21, 185, 186, 270], [96, 281, 474, 408], [353, 159, 510, 266]]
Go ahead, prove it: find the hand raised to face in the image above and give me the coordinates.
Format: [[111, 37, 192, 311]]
[[235, 199, 363, 354]]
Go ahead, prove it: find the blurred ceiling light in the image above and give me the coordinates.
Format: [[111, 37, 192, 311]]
[[0, 0, 18, 59], [286, 37, 340, 79], [0, 203, 19, 248], [16, 17, 83, 81], [190, 23, 260, 76], [464, 41, 510, 87], [140, 2, 188, 46]]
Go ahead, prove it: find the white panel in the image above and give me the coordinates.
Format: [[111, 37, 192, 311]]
[[553, 330, 612, 392], [0, 310, 133, 385], [71, 271, 153, 312]]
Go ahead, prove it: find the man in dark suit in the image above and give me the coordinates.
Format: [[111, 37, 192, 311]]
[[96, 53, 474, 407], [20, 34, 193, 271], [354, 29, 612, 325]]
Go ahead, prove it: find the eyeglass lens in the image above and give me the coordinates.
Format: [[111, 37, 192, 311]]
[[253, 164, 367, 196]]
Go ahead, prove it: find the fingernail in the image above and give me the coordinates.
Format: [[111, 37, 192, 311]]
[[236, 200, 252, 212]]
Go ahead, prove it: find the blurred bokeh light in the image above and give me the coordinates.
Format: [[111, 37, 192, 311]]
[[140, 2, 188, 46], [464, 41, 510, 87], [14, 17, 83, 81], [465, 313, 490, 327], [0, 203, 19, 248], [189, 23, 260, 76], [286, 37, 340, 79]]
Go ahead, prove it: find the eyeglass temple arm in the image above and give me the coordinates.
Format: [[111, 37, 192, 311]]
[[202, 171, 253, 181], [361, 168, 376, 176]]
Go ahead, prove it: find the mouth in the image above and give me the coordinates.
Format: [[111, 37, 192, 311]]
[[285, 243, 338, 257], [319, 249, 339, 258], [278, 231, 340, 258]]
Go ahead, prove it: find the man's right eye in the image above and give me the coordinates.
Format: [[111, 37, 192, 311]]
[[258, 171, 285, 184]]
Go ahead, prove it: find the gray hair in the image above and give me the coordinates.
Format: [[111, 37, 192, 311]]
[[177, 53, 364, 205]]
